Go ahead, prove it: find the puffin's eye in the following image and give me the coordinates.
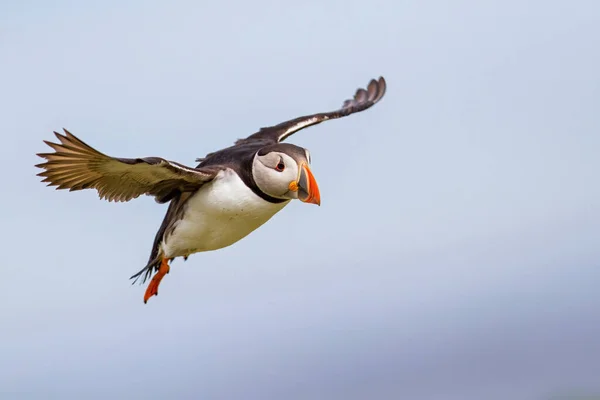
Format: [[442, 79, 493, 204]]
[[275, 161, 285, 172]]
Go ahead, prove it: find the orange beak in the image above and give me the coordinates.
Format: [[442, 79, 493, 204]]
[[296, 163, 320, 206]]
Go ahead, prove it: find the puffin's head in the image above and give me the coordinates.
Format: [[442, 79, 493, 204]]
[[252, 143, 320, 205]]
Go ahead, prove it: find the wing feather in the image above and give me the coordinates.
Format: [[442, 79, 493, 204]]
[[36, 129, 221, 203], [235, 76, 386, 145]]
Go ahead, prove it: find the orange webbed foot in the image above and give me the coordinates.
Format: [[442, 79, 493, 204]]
[[144, 258, 170, 304]]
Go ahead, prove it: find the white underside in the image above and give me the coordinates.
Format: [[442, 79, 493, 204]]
[[161, 168, 289, 258]]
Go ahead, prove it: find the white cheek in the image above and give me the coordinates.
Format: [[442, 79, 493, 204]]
[[270, 167, 297, 197], [285, 169, 296, 184], [271, 169, 292, 195]]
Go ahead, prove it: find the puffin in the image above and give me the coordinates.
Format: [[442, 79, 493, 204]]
[[36, 76, 387, 303]]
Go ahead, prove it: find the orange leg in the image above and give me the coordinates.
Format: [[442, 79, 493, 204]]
[[143, 258, 170, 304]]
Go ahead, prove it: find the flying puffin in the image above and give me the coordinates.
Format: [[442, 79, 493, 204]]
[[36, 76, 387, 303]]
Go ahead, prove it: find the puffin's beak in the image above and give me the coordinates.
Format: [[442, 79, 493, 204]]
[[296, 163, 320, 206]]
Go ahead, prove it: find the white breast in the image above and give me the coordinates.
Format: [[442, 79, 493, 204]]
[[161, 168, 289, 258]]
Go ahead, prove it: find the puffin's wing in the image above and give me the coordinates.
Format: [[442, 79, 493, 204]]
[[36, 129, 222, 203], [236, 76, 386, 145]]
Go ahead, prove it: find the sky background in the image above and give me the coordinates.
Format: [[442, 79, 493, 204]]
[[1, 0, 600, 399]]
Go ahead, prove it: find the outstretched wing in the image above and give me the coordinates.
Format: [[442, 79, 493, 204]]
[[36, 129, 222, 203], [235, 76, 386, 145]]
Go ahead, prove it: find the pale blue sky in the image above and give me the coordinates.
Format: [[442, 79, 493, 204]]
[[2, 0, 600, 399]]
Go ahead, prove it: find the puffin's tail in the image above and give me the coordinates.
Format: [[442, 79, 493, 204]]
[[130, 254, 172, 304], [129, 254, 163, 285]]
